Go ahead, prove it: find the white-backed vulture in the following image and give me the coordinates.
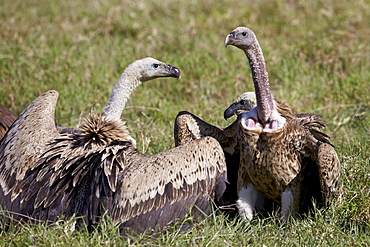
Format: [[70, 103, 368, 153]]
[[223, 92, 257, 120], [174, 27, 340, 220], [0, 57, 227, 234], [0, 104, 17, 140]]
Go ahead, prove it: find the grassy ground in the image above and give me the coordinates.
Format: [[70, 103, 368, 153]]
[[0, 0, 369, 245]]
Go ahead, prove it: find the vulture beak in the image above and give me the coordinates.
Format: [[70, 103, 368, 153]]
[[225, 32, 236, 47], [223, 107, 234, 120], [167, 65, 181, 78]]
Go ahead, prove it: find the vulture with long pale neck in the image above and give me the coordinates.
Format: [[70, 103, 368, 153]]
[[0, 57, 227, 234], [174, 27, 340, 220], [225, 26, 340, 219]]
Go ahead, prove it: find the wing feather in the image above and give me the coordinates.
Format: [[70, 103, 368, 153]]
[[4, 110, 227, 233], [295, 113, 332, 145], [174, 111, 241, 207], [174, 111, 231, 146], [112, 136, 227, 230], [12, 132, 131, 225], [316, 142, 341, 203], [0, 91, 59, 196]]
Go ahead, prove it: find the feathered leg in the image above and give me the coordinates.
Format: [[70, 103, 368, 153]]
[[236, 183, 265, 220], [281, 175, 302, 220]]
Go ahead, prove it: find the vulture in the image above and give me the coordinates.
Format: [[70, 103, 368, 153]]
[[224, 26, 340, 219], [174, 93, 257, 211], [223, 92, 257, 120], [224, 91, 336, 149], [174, 27, 340, 220], [0, 104, 17, 140], [0, 57, 227, 234]]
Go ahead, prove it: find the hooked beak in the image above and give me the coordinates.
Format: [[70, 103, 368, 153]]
[[225, 32, 236, 47], [167, 65, 181, 78], [224, 107, 235, 120]]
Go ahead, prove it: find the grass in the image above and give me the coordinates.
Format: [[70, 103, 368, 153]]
[[0, 0, 369, 245]]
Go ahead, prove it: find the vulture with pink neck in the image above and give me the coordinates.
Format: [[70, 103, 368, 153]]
[[224, 26, 340, 220], [174, 27, 340, 220]]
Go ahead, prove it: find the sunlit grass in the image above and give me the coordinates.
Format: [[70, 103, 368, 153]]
[[0, 0, 369, 245]]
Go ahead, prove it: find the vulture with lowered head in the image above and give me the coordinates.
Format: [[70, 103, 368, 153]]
[[174, 93, 258, 211], [0, 57, 227, 234]]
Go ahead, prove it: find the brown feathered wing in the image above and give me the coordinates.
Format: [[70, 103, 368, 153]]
[[0, 91, 59, 207], [113, 136, 227, 233], [174, 111, 240, 207], [0, 104, 17, 140], [12, 114, 135, 225], [11, 114, 227, 234]]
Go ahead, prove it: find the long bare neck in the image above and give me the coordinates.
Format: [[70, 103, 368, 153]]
[[244, 42, 274, 124], [103, 68, 142, 120]]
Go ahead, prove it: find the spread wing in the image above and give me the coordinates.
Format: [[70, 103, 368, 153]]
[[0, 91, 59, 202], [299, 141, 340, 214], [13, 134, 131, 225], [174, 111, 240, 206], [11, 134, 226, 234], [296, 113, 340, 203], [11, 114, 134, 225], [296, 112, 340, 213], [112, 136, 227, 233]]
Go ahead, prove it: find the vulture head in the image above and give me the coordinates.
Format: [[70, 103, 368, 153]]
[[103, 57, 181, 121], [225, 26, 257, 50], [225, 27, 286, 132], [134, 57, 181, 82], [223, 92, 257, 120]]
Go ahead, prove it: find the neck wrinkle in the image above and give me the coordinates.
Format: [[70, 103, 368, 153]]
[[103, 70, 141, 121], [244, 42, 274, 124]]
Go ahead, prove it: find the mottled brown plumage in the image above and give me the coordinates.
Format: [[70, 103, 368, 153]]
[[225, 26, 340, 219], [174, 28, 340, 220], [224, 92, 332, 146], [0, 58, 227, 234], [0, 91, 60, 197], [174, 111, 246, 209], [178, 93, 333, 210], [0, 104, 17, 140], [13, 112, 226, 233]]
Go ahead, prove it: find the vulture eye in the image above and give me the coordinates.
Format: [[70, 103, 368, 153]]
[[242, 32, 247, 36], [240, 100, 245, 105], [153, 64, 160, 68]]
